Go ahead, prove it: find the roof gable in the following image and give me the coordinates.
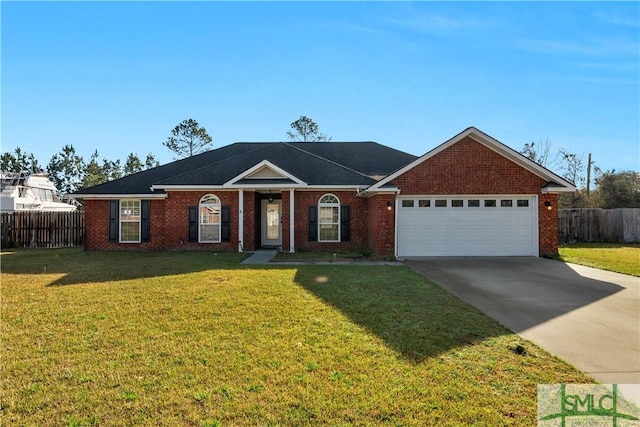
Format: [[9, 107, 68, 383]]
[[246, 163, 288, 179], [224, 160, 307, 187], [365, 127, 576, 193]]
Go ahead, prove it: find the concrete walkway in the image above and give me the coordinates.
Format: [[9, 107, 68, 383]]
[[240, 250, 402, 266], [404, 257, 640, 384], [240, 249, 278, 264]]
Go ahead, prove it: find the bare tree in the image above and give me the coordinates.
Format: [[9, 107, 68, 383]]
[[521, 138, 553, 167]]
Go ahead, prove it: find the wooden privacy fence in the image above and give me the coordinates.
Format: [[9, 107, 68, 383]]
[[559, 208, 640, 244], [1, 211, 85, 248]]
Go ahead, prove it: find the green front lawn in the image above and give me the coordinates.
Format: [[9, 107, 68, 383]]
[[557, 243, 640, 276], [1, 249, 591, 426], [273, 250, 375, 262]]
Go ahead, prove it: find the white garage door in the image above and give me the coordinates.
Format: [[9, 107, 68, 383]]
[[397, 196, 538, 257]]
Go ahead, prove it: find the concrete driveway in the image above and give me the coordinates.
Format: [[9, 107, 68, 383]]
[[404, 257, 639, 384]]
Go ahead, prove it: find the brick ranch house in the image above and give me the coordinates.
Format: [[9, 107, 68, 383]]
[[73, 127, 575, 257]]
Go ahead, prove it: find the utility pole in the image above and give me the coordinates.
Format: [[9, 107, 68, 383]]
[[586, 152, 592, 195]]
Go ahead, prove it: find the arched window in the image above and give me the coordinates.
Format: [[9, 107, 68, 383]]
[[318, 193, 340, 242], [199, 194, 221, 242]]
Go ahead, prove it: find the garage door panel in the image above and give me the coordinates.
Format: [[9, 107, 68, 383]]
[[397, 196, 536, 257]]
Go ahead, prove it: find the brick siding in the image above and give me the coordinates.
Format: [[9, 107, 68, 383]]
[[293, 190, 369, 253], [393, 136, 558, 256], [366, 194, 396, 257]]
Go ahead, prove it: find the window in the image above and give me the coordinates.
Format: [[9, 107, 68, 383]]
[[199, 194, 221, 243], [517, 199, 529, 207], [484, 199, 496, 207], [418, 199, 430, 207], [402, 200, 415, 208], [120, 200, 141, 242], [501, 200, 513, 207], [452, 199, 464, 207], [318, 194, 340, 242], [435, 199, 447, 207], [468, 199, 480, 207]]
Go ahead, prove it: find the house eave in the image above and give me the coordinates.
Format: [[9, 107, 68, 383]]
[[541, 186, 577, 193], [304, 185, 366, 190], [358, 187, 400, 197], [71, 193, 168, 200], [150, 184, 370, 192]]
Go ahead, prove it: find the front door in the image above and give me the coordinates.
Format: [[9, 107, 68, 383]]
[[261, 200, 282, 247]]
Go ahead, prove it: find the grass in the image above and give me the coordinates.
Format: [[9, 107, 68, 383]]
[[1, 248, 592, 426], [557, 243, 640, 276], [273, 250, 375, 262]]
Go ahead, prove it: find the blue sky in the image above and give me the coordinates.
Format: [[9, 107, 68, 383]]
[[2, 1, 639, 176]]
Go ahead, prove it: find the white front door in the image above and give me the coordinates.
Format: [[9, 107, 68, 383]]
[[261, 200, 282, 247]]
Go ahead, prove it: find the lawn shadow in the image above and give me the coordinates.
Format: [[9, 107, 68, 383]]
[[292, 265, 511, 363], [1, 248, 249, 286]]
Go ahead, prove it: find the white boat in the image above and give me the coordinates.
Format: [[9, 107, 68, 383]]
[[0, 171, 78, 212]]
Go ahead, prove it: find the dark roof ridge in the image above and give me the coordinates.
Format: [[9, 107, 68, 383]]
[[153, 142, 280, 186], [232, 141, 379, 144], [282, 142, 377, 181]]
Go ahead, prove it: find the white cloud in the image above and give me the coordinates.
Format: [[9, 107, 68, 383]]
[[384, 3, 498, 38], [515, 36, 639, 57], [593, 9, 640, 29]]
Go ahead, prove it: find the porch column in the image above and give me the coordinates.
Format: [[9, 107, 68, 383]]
[[289, 189, 295, 253], [238, 189, 244, 252]]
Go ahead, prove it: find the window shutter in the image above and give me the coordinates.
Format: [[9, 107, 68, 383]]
[[308, 206, 318, 241], [221, 206, 231, 242], [108, 200, 119, 242], [188, 206, 198, 242], [141, 200, 151, 242], [341, 205, 350, 242]]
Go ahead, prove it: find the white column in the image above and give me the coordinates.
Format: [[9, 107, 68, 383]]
[[238, 189, 244, 252], [289, 189, 295, 253]]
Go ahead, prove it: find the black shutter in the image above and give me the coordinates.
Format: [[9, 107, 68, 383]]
[[308, 206, 318, 241], [188, 206, 198, 242], [108, 200, 119, 242], [141, 200, 151, 242], [221, 206, 231, 242], [340, 205, 351, 242]]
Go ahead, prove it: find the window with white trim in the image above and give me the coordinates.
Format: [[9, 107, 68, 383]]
[[199, 194, 221, 243], [120, 200, 141, 243], [318, 194, 340, 242]]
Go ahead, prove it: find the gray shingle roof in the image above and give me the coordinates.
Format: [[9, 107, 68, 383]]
[[73, 142, 418, 196]]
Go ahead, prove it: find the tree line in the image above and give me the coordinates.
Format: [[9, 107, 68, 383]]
[[1, 116, 331, 196], [1, 146, 160, 196], [2, 117, 636, 209], [520, 139, 639, 209]]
